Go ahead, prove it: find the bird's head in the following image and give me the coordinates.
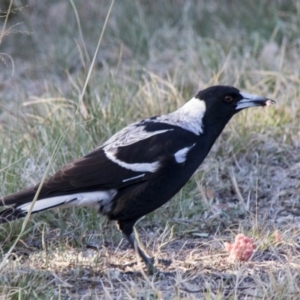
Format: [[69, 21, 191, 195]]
[[195, 85, 275, 122]]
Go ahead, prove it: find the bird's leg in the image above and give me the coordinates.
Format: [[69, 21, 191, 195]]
[[118, 220, 156, 274], [124, 233, 156, 275]]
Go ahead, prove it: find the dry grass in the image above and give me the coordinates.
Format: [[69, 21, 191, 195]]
[[1, 0, 300, 299]]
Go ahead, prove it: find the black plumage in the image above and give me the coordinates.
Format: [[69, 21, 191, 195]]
[[0, 85, 274, 273]]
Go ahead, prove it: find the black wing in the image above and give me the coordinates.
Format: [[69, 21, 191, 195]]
[[1, 121, 197, 205]]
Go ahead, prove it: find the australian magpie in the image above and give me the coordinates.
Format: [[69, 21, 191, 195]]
[[0, 85, 274, 273]]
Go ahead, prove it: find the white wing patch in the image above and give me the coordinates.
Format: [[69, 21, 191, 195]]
[[103, 125, 169, 173], [174, 144, 196, 163], [17, 190, 117, 214], [104, 147, 160, 173]]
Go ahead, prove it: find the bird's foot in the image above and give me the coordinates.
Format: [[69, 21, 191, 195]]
[[157, 258, 172, 267], [144, 256, 157, 275]]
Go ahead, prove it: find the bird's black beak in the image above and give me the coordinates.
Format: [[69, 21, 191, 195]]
[[236, 92, 275, 110]]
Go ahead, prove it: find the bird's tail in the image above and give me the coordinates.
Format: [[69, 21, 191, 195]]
[[0, 207, 28, 224], [1, 189, 115, 224], [0, 193, 79, 224], [0, 192, 78, 224], [0, 193, 80, 224], [0, 188, 39, 224]]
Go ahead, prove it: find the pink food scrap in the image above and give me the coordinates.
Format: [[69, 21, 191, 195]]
[[224, 234, 256, 261]]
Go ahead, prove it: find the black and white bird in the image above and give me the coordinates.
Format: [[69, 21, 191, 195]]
[[0, 85, 274, 273]]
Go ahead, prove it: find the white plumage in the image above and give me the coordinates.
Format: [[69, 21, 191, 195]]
[[174, 144, 196, 163], [18, 190, 117, 213]]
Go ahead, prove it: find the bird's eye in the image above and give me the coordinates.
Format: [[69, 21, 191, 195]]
[[224, 96, 233, 103]]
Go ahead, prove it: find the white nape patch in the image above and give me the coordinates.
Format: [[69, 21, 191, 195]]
[[104, 148, 160, 173], [17, 190, 117, 214], [157, 97, 206, 135], [174, 144, 196, 163], [122, 174, 145, 182]]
